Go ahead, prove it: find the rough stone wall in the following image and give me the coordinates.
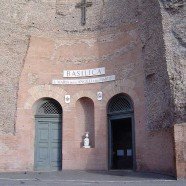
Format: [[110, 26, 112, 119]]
[[137, 0, 174, 130], [0, 1, 29, 133], [159, 0, 186, 124], [0, 0, 63, 133], [159, 0, 186, 178]]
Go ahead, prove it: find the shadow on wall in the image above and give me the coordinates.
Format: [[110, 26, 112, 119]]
[[85, 170, 176, 180]]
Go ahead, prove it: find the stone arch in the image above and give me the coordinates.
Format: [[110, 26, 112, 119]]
[[71, 90, 97, 108], [102, 80, 140, 107], [107, 93, 134, 115], [34, 97, 63, 114], [24, 85, 67, 110]]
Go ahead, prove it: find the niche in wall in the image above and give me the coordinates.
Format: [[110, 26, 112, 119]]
[[76, 97, 95, 148]]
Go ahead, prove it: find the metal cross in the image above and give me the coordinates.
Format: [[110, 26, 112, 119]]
[[75, 0, 93, 25]]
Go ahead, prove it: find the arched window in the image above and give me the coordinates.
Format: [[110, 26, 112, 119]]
[[36, 98, 62, 116], [108, 94, 133, 115]]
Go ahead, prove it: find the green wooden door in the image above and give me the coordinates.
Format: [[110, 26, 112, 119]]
[[35, 116, 62, 171]]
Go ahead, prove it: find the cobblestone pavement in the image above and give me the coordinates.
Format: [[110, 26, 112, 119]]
[[0, 171, 185, 186]]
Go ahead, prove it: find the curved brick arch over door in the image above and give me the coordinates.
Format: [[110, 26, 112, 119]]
[[35, 98, 62, 171]]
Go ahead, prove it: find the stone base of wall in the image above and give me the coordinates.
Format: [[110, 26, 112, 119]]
[[174, 123, 186, 179]]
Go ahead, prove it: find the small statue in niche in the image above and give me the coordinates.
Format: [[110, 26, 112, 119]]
[[83, 132, 91, 148]]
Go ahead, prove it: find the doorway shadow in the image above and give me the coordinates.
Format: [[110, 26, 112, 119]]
[[85, 170, 176, 180]]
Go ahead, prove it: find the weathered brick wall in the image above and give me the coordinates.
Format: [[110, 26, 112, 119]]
[[174, 124, 186, 179], [0, 0, 139, 133], [0, 0, 184, 177], [0, 0, 176, 131], [159, 0, 186, 124], [0, 0, 57, 133], [158, 2, 186, 177], [0, 0, 175, 131], [138, 0, 174, 130]]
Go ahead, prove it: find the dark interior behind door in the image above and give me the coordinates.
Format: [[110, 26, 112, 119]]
[[111, 118, 133, 170]]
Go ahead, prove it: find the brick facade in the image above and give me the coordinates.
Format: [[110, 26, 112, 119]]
[[174, 124, 186, 179], [0, 0, 185, 179]]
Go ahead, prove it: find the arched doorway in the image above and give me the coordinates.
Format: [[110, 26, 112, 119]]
[[34, 98, 62, 171], [108, 94, 135, 170]]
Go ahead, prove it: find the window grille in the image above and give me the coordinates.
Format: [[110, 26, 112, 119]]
[[108, 94, 133, 114], [37, 100, 62, 115]]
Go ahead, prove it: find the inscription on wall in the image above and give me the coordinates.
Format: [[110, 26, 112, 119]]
[[53, 75, 115, 85], [53, 67, 115, 85], [63, 67, 105, 77]]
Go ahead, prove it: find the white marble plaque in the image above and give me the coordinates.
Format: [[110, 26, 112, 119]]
[[52, 75, 115, 85], [65, 95, 71, 103], [97, 92, 103, 101], [63, 67, 105, 78]]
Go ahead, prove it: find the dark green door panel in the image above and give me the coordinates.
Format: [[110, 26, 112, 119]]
[[50, 121, 62, 170], [36, 122, 50, 170], [35, 117, 62, 171]]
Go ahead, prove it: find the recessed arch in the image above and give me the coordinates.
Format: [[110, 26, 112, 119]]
[[24, 85, 67, 110], [76, 97, 95, 147], [71, 90, 97, 108]]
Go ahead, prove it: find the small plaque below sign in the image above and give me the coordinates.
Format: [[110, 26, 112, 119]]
[[65, 95, 71, 104], [52, 75, 115, 85]]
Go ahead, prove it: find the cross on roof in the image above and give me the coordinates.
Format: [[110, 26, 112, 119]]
[[75, 0, 93, 26]]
